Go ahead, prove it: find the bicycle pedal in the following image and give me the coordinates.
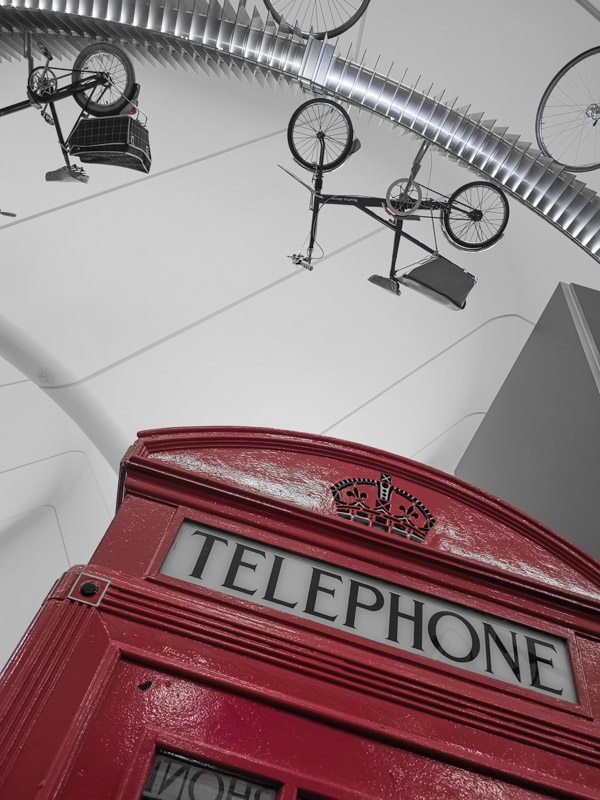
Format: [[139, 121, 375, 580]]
[[288, 254, 313, 271], [38, 43, 53, 60], [41, 111, 54, 126]]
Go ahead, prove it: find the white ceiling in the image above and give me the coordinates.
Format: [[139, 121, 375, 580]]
[[2, 0, 600, 668]]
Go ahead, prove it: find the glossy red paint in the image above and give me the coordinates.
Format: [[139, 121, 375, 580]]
[[1, 426, 599, 799]]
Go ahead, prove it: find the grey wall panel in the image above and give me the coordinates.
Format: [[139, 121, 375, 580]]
[[456, 283, 600, 562], [574, 284, 600, 352]]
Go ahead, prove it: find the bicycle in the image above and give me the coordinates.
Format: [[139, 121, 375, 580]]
[[284, 98, 509, 268], [536, 46, 600, 172], [0, 41, 141, 183], [262, 0, 370, 39]]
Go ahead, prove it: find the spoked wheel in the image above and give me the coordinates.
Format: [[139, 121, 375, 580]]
[[263, 0, 370, 39], [72, 42, 136, 117], [385, 178, 423, 216], [288, 99, 354, 172], [441, 182, 509, 251], [536, 46, 600, 172], [27, 67, 59, 102]]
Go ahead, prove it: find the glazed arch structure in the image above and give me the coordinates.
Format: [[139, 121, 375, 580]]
[[160, 521, 577, 704]]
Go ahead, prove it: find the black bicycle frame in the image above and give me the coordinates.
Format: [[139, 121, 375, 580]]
[[304, 137, 448, 278], [0, 74, 109, 119], [309, 190, 442, 278], [0, 73, 110, 168]]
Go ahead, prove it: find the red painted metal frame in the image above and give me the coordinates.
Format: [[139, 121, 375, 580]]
[[1, 426, 600, 799]]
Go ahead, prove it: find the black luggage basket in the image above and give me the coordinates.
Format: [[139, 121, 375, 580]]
[[67, 113, 151, 174]]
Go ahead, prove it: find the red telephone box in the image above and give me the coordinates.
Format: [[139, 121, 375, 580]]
[[1, 426, 599, 799]]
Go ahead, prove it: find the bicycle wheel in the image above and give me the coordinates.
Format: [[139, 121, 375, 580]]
[[72, 42, 136, 117], [441, 182, 509, 251], [263, 0, 370, 39], [288, 99, 354, 172], [536, 46, 600, 172]]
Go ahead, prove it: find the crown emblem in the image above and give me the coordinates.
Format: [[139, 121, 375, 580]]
[[331, 473, 434, 543]]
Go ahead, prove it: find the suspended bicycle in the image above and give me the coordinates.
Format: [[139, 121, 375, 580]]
[[263, 0, 370, 39], [0, 41, 147, 182], [282, 99, 509, 308], [536, 46, 600, 172]]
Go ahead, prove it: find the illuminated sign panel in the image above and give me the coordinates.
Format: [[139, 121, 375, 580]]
[[160, 522, 577, 703]]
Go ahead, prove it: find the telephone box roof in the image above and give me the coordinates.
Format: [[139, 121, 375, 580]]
[[119, 426, 600, 602]]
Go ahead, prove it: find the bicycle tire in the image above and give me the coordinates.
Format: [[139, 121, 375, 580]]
[[536, 46, 600, 172], [263, 0, 370, 39], [72, 42, 136, 117], [288, 99, 354, 172], [441, 182, 509, 251]]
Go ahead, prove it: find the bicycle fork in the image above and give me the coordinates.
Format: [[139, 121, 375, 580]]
[[306, 174, 324, 267], [305, 132, 327, 266]]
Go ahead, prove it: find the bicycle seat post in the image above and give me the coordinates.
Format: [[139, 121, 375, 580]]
[[24, 31, 34, 76], [307, 139, 327, 266]]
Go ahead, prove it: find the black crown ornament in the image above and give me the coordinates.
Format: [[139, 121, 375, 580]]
[[331, 473, 434, 543]]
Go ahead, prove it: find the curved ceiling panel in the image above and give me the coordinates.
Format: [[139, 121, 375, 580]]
[[1, 0, 600, 260]]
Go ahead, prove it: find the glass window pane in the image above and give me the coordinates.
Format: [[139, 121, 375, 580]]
[[141, 752, 278, 800]]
